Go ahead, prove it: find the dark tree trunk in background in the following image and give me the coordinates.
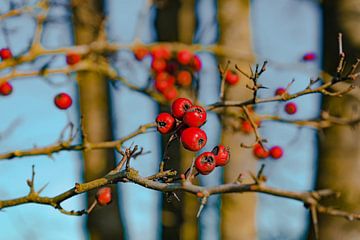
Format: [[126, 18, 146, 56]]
[[316, 1, 360, 239], [217, 1, 257, 239], [71, 1, 123, 239]]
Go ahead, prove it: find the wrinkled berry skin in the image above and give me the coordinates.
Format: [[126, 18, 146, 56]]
[[253, 143, 269, 159], [54, 93, 73, 110], [212, 145, 230, 167], [270, 146, 283, 159], [180, 127, 207, 152], [96, 187, 112, 206], [171, 98, 193, 120], [285, 102, 297, 115], [225, 70, 240, 85], [195, 152, 216, 175], [0, 82, 13, 96], [183, 106, 207, 127], [156, 112, 175, 134]]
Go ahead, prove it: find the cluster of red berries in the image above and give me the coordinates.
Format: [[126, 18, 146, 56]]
[[0, 48, 14, 96], [133, 45, 202, 101], [156, 98, 208, 152], [194, 144, 230, 175], [253, 143, 283, 160], [275, 87, 297, 115]]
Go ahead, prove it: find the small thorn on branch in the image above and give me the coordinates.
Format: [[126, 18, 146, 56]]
[[197, 196, 208, 218]]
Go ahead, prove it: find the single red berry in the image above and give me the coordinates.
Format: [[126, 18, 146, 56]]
[[163, 86, 178, 101], [253, 143, 269, 159], [212, 145, 230, 167], [151, 58, 167, 73], [54, 93, 73, 110], [156, 112, 175, 134], [154, 73, 175, 93], [0, 82, 13, 96], [96, 187, 112, 206], [225, 70, 240, 85], [180, 127, 207, 152], [275, 87, 286, 96], [269, 146, 283, 159], [285, 102, 297, 115], [195, 152, 216, 175], [171, 97, 193, 120], [133, 46, 149, 61], [151, 46, 171, 60], [0, 48, 13, 60], [177, 49, 193, 65], [241, 120, 253, 134], [66, 52, 81, 65], [191, 55, 202, 72], [303, 52, 316, 61], [183, 105, 207, 127], [176, 70, 192, 86]]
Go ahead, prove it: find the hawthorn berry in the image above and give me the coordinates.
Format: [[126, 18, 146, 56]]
[[0, 82, 13, 96], [225, 70, 240, 85], [54, 93, 73, 110], [285, 102, 297, 115], [253, 143, 269, 159], [212, 145, 230, 167], [180, 127, 207, 152], [0, 48, 12, 60], [302, 52, 316, 61], [151, 58, 167, 73], [133, 46, 149, 61], [241, 120, 253, 134], [176, 70, 192, 86], [195, 152, 216, 175], [275, 87, 286, 96], [151, 46, 171, 60], [269, 146, 283, 159], [191, 55, 202, 72], [156, 112, 175, 134], [66, 52, 81, 65], [177, 49, 193, 65], [183, 106, 207, 127], [171, 97, 193, 120], [163, 87, 178, 101], [96, 187, 112, 206]]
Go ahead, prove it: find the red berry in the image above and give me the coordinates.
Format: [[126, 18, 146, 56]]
[[241, 120, 253, 134], [212, 145, 230, 167], [176, 70, 192, 86], [285, 102, 297, 115], [0, 82, 13, 96], [133, 46, 149, 61], [269, 146, 283, 159], [171, 97, 193, 120], [54, 93, 73, 110], [225, 70, 240, 85], [0, 48, 12, 60], [156, 112, 175, 134], [177, 49, 193, 65], [151, 46, 171, 60], [96, 187, 112, 206], [253, 143, 269, 159], [275, 87, 286, 96], [66, 52, 81, 65], [151, 58, 167, 73], [180, 127, 207, 152], [183, 106, 207, 127], [154, 74, 175, 93], [195, 152, 216, 175], [162, 86, 178, 101], [303, 52, 316, 61], [191, 55, 202, 72]]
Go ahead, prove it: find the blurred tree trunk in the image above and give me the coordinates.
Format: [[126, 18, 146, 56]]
[[71, 1, 123, 239], [218, 1, 257, 239], [316, 0, 360, 239]]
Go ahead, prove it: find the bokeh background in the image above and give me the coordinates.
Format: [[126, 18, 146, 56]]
[[0, 0, 359, 239]]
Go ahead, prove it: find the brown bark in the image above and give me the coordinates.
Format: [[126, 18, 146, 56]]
[[218, 1, 257, 239], [316, 0, 360, 239], [71, 1, 123, 239]]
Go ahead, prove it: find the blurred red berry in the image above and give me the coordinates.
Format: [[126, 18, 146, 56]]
[[0, 48, 12, 60], [275, 87, 286, 96], [171, 97, 193, 120], [183, 105, 207, 127], [241, 120, 253, 134], [66, 52, 81, 65], [154, 72, 175, 93], [225, 70, 240, 85], [285, 102, 297, 115], [133, 46, 149, 61], [54, 93, 72, 110], [151, 58, 167, 73], [156, 112, 176, 134], [195, 152, 216, 175], [177, 49, 193, 65], [96, 187, 112, 206], [180, 127, 207, 152], [270, 146, 283, 159], [0, 82, 13, 96], [212, 145, 230, 167], [163, 86, 178, 101], [176, 70, 192, 86], [303, 52, 316, 61], [151, 46, 171, 60], [192, 55, 202, 72], [253, 143, 269, 159]]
